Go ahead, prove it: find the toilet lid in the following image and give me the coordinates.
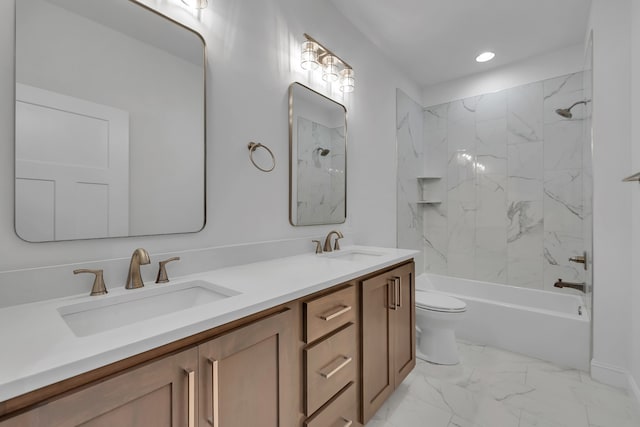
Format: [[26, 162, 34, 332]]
[[416, 291, 466, 312]]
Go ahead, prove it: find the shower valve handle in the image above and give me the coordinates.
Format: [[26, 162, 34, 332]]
[[568, 251, 587, 270]]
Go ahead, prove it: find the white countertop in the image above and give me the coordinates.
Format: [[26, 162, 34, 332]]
[[0, 245, 416, 402]]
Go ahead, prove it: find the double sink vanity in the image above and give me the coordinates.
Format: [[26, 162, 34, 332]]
[[0, 243, 417, 426], [6, 1, 414, 425]]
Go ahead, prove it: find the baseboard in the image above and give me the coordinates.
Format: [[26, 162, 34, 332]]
[[591, 359, 631, 388]]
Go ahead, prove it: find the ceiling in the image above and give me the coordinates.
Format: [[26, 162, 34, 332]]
[[330, 0, 591, 88]]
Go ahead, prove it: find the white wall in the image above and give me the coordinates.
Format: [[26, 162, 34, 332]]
[[422, 43, 584, 107], [588, 0, 634, 389], [630, 0, 640, 401], [0, 0, 421, 305]]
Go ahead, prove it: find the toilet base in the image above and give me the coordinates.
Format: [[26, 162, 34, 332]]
[[417, 327, 460, 365]]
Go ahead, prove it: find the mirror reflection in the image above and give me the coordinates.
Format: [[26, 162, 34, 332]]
[[15, 0, 206, 242], [289, 83, 347, 226]]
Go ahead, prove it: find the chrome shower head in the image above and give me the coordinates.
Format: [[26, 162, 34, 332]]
[[555, 99, 591, 119]]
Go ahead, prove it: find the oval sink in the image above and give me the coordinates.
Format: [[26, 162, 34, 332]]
[[323, 249, 384, 262], [58, 280, 240, 337]]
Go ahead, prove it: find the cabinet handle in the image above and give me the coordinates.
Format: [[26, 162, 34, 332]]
[[319, 305, 352, 321], [185, 369, 195, 427], [319, 355, 352, 379], [388, 279, 397, 310], [341, 418, 354, 427], [208, 358, 219, 427], [394, 276, 402, 309]]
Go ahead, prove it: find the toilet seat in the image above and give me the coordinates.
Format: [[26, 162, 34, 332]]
[[416, 291, 466, 313]]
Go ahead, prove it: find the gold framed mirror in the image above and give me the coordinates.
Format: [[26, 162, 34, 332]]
[[15, 0, 206, 242], [289, 82, 347, 226]]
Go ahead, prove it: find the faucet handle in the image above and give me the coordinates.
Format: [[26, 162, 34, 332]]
[[333, 235, 343, 251], [73, 269, 108, 296], [156, 257, 181, 283], [312, 240, 323, 254]]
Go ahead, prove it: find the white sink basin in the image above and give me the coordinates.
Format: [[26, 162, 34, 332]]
[[323, 249, 385, 262], [58, 280, 240, 337]]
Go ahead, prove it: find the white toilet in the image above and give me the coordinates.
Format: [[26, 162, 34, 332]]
[[415, 291, 467, 365]]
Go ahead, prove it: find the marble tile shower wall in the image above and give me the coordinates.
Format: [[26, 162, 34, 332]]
[[397, 90, 425, 274], [296, 117, 346, 224], [419, 72, 587, 291]]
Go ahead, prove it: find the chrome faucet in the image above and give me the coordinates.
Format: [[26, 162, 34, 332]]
[[125, 248, 150, 289], [323, 230, 344, 252], [554, 279, 586, 293]]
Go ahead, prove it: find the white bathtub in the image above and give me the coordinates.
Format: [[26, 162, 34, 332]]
[[417, 273, 591, 370]]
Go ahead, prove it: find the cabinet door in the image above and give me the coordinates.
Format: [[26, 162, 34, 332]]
[[361, 272, 394, 423], [391, 262, 416, 388], [198, 308, 295, 427], [1, 347, 198, 427]]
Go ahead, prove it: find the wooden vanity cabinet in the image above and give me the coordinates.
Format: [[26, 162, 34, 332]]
[[0, 347, 199, 427], [301, 284, 360, 426], [0, 309, 296, 427], [361, 262, 415, 423], [197, 308, 296, 427], [0, 260, 415, 427]]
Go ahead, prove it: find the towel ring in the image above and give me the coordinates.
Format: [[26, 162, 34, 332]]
[[248, 142, 276, 172]]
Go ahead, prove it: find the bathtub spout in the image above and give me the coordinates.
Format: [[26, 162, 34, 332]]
[[554, 279, 586, 293]]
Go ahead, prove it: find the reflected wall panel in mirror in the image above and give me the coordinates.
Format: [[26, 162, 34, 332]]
[[15, 0, 206, 242], [289, 83, 347, 226]]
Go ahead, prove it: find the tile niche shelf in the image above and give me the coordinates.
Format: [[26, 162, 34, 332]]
[[417, 176, 443, 206]]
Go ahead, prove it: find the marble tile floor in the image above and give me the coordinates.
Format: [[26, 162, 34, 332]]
[[367, 341, 640, 427]]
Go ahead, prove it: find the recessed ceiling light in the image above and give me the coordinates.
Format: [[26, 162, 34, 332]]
[[476, 52, 496, 63]]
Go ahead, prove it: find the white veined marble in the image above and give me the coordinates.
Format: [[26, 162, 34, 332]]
[[401, 72, 589, 291], [367, 342, 640, 427], [296, 116, 345, 224], [397, 89, 426, 273]]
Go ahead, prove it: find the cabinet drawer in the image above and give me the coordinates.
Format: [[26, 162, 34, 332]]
[[304, 382, 357, 427], [304, 285, 356, 343], [305, 323, 356, 416]]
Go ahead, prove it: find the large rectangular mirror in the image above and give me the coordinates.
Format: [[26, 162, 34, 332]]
[[15, 0, 206, 242], [289, 83, 347, 226]]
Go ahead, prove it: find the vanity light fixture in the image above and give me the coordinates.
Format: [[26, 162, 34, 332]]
[[301, 33, 355, 93], [181, 0, 208, 9], [475, 51, 495, 63]]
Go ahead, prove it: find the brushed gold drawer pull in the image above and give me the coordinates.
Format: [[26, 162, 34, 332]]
[[208, 358, 219, 427], [319, 355, 352, 379], [341, 418, 353, 427], [319, 305, 352, 321], [388, 279, 397, 310], [185, 369, 195, 427]]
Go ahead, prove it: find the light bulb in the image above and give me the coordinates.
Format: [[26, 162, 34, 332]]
[[301, 41, 319, 71], [340, 68, 355, 92], [322, 55, 339, 82]]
